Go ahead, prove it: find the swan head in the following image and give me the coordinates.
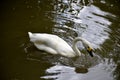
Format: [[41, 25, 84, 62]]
[[86, 46, 93, 57], [77, 37, 94, 57], [73, 37, 94, 57]]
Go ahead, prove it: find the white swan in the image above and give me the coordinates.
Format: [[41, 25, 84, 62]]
[[28, 32, 93, 57]]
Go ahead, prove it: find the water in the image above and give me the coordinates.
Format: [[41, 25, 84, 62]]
[[1, 0, 120, 80]]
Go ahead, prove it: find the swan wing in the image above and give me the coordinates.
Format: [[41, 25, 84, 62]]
[[28, 32, 76, 57], [34, 44, 57, 54]]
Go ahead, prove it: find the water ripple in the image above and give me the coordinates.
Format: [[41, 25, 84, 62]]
[[52, 3, 115, 50]]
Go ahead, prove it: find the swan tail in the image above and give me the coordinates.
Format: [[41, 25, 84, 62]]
[[28, 32, 33, 37], [28, 32, 41, 42], [28, 32, 35, 42]]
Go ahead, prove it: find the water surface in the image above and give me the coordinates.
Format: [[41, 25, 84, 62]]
[[1, 0, 120, 80]]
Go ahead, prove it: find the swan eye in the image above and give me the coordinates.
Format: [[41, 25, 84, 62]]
[[87, 46, 93, 57], [87, 46, 92, 52]]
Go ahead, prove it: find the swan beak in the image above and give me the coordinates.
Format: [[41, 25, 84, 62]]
[[87, 47, 93, 57]]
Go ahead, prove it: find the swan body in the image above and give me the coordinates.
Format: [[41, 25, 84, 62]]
[[28, 32, 93, 57]]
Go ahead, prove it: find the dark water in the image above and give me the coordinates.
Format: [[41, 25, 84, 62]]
[[1, 0, 120, 80]]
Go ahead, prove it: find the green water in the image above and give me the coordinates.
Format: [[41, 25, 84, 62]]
[[1, 0, 120, 80]]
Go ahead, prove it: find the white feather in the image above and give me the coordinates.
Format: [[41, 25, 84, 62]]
[[28, 32, 93, 57]]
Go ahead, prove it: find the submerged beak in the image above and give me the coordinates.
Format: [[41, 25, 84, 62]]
[[87, 47, 93, 57]]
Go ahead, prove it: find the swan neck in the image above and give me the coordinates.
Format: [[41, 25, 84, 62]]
[[72, 37, 82, 56]]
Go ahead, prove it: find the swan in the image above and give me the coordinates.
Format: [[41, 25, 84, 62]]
[[28, 32, 93, 57]]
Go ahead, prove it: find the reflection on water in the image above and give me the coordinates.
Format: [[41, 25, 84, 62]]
[[1, 0, 120, 80], [40, 0, 118, 80], [41, 58, 116, 80], [52, 2, 114, 49]]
